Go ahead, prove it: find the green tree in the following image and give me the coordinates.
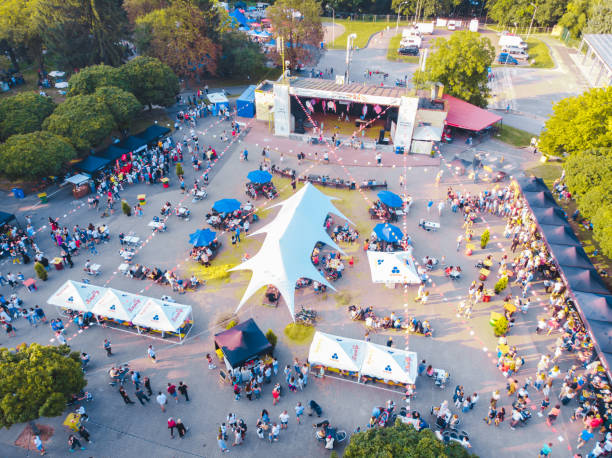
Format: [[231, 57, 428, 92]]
[[120, 56, 180, 109], [267, 0, 324, 67], [480, 229, 490, 249], [0, 0, 43, 69], [121, 199, 132, 216], [393, 0, 461, 20], [414, 31, 495, 108], [538, 87, 612, 157], [94, 86, 142, 130], [34, 0, 128, 69], [0, 131, 77, 180], [265, 329, 278, 350], [67, 64, 128, 96], [123, 0, 168, 22], [134, 1, 220, 78], [558, 0, 588, 39], [584, 1, 612, 34], [218, 31, 266, 78], [487, 0, 567, 28], [592, 205, 612, 258], [0, 92, 56, 140], [43, 94, 115, 153], [344, 421, 474, 458], [0, 343, 86, 428]]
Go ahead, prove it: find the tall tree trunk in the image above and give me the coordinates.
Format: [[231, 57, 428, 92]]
[[7, 47, 19, 71]]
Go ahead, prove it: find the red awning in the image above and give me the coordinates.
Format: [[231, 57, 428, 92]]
[[442, 94, 502, 131]]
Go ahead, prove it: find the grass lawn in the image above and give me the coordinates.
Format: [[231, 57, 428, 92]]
[[284, 323, 315, 345], [330, 19, 411, 50], [495, 124, 535, 147], [386, 34, 420, 63], [526, 37, 554, 69]]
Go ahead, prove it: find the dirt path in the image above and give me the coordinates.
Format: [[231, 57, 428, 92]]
[[323, 21, 346, 45]]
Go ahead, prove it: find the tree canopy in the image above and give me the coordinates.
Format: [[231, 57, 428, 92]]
[[67, 64, 128, 96], [414, 31, 495, 108], [94, 86, 143, 129], [42, 94, 116, 153], [584, 1, 612, 34], [558, 0, 588, 38], [0, 92, 56, 140], [0, 343, 86, 428], [392, 0, 461, 21], [119, 56, 180, 109], [218, 31, 266, 78], [0, 0, 42, 70], [487, 0, 568, 28], [134, 0, 220, 78], [344, 422, 475, 458], [267, 0, 324, 68], [538, 87, 612, 157]]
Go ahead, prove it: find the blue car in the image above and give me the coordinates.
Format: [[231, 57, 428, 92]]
[[498, 53, 518, 65]]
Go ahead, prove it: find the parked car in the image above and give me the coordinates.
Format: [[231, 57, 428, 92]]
[[498, 53, 518, 65], [399, 46, 419, 56], [501, 46, 529, 60]]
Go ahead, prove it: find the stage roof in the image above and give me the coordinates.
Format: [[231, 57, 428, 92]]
[[442, 94, 502, 131]]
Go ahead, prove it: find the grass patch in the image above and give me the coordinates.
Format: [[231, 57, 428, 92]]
[[525, 163, 563, 187], [495, 124, 535, 147], [386, 34, 420, 63], [188, 262, 234, 282], [330, 19, 411, 50], [284, 323, 315, 345], [335, 291, 352, 307], [129, 109, 173, 136], [526, 37, 554, 69]]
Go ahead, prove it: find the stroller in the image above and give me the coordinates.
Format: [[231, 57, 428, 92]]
[[307, 400, 323, 417]]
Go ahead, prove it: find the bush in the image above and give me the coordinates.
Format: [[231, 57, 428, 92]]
[[480, 229, 490, 249], [175, 162, 184, 177], [494, 316, 509, 337], [121, 200, 131, 216], [226, 320, 237, 329], [34, 262, 48, 281], [265, 329, 277, 350], [494, 276, 508, 294]]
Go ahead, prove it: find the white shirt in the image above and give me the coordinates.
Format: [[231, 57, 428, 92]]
[[279, 412, 289, 423], [156, 393, 167, 405]]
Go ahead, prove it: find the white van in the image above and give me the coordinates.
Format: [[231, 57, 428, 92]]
[[499, 35, 527, 50], [447, 20, 456, 31], [502, 46, 529, 60]]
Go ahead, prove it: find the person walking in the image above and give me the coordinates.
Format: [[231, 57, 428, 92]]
[[178, 381, 189, 401], [167, 383, 179, 403], [217, 432, 229, 453], [135, 388, 150, 405], [68, 434, 86, 452], [295, 402, 304, 424], [131, 370, 141, 389], [279, 410, 289, 429], [78, 425, 93, 443], [144, 377, 153, 396], [33, 435, 46, 455], [272, 384, 281, 405], [156, 392, 168, 412], [269, 422, 280, 442], [119, 387, 135, 405], [147, 345, 157, 363], [103, 338, 112, 357], [176, 419, 188, 438], [168, 417, 177, 438]]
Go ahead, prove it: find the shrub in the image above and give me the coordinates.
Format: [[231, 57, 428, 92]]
[[175, 162, 184, 177], [480, 229, 490, 249], [34, 262, 48, 281], [226, 320, 237, 329], [121, 200, 131, 216], [494, 316, 509, 336], [265, 329, 277, 349], [494, 276, 508, 294]]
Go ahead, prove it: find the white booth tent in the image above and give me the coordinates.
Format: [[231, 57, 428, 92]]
[[308, 331, 366, 373], [131, 298, 193, 340], [91, 288, 147, 322], [308, 331, 418, 385], [207, 92, 230, 115], [366, 250, 420, 284], [232, 183, 352, 319], [47, 280, 106, 312], [361, 341, 418, 385]]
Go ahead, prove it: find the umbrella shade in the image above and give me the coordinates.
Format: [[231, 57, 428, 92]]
[[189, 229, 217, 247], [247, 170, 272, 184], [213, 198, 241, 213], [377, 190, 403, 208], [373, 223, 404, 242]]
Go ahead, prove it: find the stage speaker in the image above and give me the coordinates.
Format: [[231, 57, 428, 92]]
[[295, 117, 305, 134], [378, 129, 385, 144], [385, 116, 392, 131]]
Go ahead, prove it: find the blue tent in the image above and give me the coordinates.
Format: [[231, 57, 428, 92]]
[[96, 144, 129, 161], [373, 223, 404, 242], [189, 229, 217, 247], [230, 9, 248, 27], [118, 136, 148, 153], [136, 125, 171, 145], [247, 170, 272, 184], [76, 156, 110, 174], [213, 198, 241, 213], [377, 191, 403, 208], [237, 85, 256, 118]]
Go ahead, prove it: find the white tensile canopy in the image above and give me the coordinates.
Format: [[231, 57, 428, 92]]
[[308, 331, 366, 373], [132, 298, 192, 333], [366, 250, 420, 284], [231, 183, 351, 319], [47, 280, 106, 312], [91, 289, 147, 322], [361, 341, 418, 384]]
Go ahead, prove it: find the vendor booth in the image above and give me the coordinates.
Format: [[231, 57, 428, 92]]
[[131, 298, 193, 341], [96, 144, 129, 161], [208, 92, 230, 116], [214, 318, 273, 370], [136, 124, 171, 146], [308, 331, 365, 377], [118, 135, 148, 154], [75, 156, 110, 175], [47, 280, 106, 312], [366, 250, 420, 285], [64, 174, 92, 199], [236, 85, 256, 118], [360, 341, 418, 385], [91, 289, 146, 324]]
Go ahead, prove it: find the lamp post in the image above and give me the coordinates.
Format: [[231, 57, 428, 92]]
[[326, 6, 336, 44], [396, 1, 409, 33], [345, 33, 357, 82], [527, 2, 538, 39]]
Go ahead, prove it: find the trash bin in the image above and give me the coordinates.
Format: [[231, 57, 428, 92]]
[[38, 192, 47, 203], [395, 146, 404, 155], [138, 194, 146, 205], [12, 188, 25, 199]]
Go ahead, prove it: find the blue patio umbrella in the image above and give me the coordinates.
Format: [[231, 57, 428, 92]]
[[189, 229, 217, 247], [377, 190, 403, 208], [213, 198, 241, 213], [247, 170, 272, 184], [373, 223, 404, 243]]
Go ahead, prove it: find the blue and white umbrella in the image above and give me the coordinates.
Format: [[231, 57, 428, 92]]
[[373, 223, 404, 243], [247, 170, 272, 184], [213, 198, 241, 213], [377, 190, 403, 208]]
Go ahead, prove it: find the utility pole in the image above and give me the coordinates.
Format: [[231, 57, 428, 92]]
[[527, 2, 538, 38], [345, 33, 357, 82], [396, 1, 408, 33]]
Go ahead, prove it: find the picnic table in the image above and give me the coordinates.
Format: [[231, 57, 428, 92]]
[[124, 235, 140, 246], [89, 264, 101, 275], [148, 221, 167, 231]]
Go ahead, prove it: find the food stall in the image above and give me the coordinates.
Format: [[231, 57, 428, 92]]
[[214, 319, 273, 371], [90, 288, 147, 328], [308, 331, 365, 378], [65, 174, 92, 199], [47, 280, 106, 313], [360, 341, 418, 386], [131, 298, 193, 341]]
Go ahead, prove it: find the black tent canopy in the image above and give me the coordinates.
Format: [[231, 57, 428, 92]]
[[96, 145, 129, 161], [550, 244, 593, 269], [531, 207, 567, 226], [118, 136, 148, 153], [523, 191, 559, 209], [0, 211, 16, 226], [214, 319, 273, 369], [136, 125, 171, 145], [562, 267, 610, 296], [76, 156, 110, 174], [539, 224, 581, 247], [518, 176, 549, 193]]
